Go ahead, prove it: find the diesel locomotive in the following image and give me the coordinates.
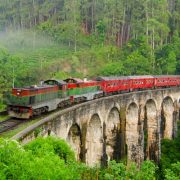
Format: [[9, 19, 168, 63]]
[[7, 75, 180, 119]]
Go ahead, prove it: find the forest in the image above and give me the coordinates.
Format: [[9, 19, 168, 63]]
[[0, 0, 180, 179], [0, 0, 180, 109], [0, 130, 180, 179]]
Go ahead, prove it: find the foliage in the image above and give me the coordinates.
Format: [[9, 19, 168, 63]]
[[0, 1, 179, 111], [0, 135, 179, 179], [161, 122, 180, 170], [101, 62, 125, 76], [24, 136, 76, 162], [164, 162, 180, 180], [160, 121, 180, 179], [0, 137, 79, 180], [79, 160, 157, 180]]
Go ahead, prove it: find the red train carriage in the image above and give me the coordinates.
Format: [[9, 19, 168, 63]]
[[168, 76, 180, 86], [96, 76, 130, 94], [177, 76, 180, 86], [129, 76, 154, 91], [154, 75, 179, 88]]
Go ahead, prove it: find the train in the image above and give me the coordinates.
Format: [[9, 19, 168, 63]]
[[7, 75, 180, 119]]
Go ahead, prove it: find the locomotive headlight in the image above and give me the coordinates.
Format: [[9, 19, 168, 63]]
[[17, 92, 20, 95]]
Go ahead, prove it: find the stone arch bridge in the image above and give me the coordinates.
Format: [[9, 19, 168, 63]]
[[13, 88, 180, 166]]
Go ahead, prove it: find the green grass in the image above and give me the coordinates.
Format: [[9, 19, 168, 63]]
[[1, 118, 41, 138], [1, 111, 57, 138], [0, 115, 9, 122]]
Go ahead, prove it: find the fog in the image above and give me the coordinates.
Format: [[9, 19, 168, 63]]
[[0, 30, 56, 54]]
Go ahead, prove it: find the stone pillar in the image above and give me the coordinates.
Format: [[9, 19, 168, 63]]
[[145, 100, 159, 163], [86, 114, 103, 166], [162, 97, 174, 139], [138, 105, 145, 165], [157, 110, 161, 163], [106, 108, 121, 162], [126, 103, 139, 164]]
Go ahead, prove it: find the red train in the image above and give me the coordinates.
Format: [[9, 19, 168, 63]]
[[96, 75, 180, 94], [7, 75, 180, 119]]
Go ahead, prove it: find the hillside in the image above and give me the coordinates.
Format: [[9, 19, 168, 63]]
[[0, 0, 180, 110]]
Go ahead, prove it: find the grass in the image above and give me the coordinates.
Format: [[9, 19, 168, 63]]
[[0, 115, 9, 122], [1, 118, 41, 138], [1, 110, 57, 138]]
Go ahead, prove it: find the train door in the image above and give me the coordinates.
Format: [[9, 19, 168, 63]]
[[29, 96, 35, 104], [62, 84, 67, 98]]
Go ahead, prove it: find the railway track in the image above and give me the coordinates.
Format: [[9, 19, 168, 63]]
[[0, 118, 27, 134]]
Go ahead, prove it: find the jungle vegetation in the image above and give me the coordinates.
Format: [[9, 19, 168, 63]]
[[0, 134, 180, 179], [0, 0, 180, 110]]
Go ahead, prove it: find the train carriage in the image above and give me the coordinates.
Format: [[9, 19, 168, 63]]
[[154, 75, 179, 87], [177, 76, 180, 86], [64, 78, 102, 101], [168, 76, 179, 86], [96, 76, 130, 94], [129, 75, 154, 91]]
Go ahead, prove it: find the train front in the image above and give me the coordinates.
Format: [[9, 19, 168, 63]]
[[7, 88, 32, 119]]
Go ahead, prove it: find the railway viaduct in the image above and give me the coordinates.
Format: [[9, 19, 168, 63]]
[[12, 88, 180, 166]]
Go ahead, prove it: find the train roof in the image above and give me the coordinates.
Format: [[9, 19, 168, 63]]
[[64, 78, 84, 83], [128, 75, 154, 79], [153, 75, 179, 78], [13, 84, 55, 91], [43, 79, 67, 85], [95, 76, 130, 81]]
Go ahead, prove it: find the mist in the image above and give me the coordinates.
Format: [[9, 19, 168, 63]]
[[0, 30, 57, 54]]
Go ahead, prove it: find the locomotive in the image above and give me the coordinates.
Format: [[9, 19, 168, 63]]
[[7, 75, 180, 119]]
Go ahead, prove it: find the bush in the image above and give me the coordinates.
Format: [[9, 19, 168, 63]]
[[164, 162, 180, 180], [24, 136, 75, 162], [0, 137, 79, 179]]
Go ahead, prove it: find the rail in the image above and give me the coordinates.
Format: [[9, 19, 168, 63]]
[[0, 118, 27, 134]]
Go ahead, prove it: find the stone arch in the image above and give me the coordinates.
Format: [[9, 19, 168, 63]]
[[86, 114, 103, 166], [161, 96, 174, 139], [67, 123, 82, 161], [144, 99, 158, 162], [106, 107, 121, 162], [126, 102, 139, 162]]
